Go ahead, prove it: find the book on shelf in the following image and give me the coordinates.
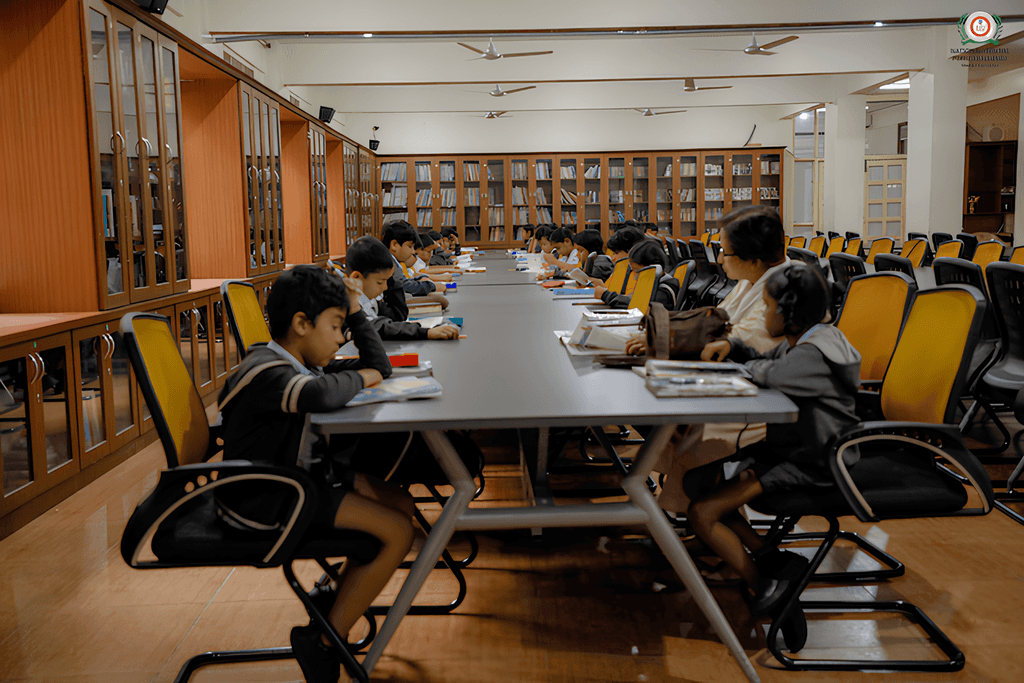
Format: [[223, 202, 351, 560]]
[[488, 207, 504, 224], [609, 190, 624, 203], [560, 188, 578, 204], [731, 162, 752, 176], [704, 163, 724, 176], [441, 209, 456, 226], [414, 164, 431, 182], [680, 188, 696, 202], [731, 187, 753, 201], [383, 212, 409, 225], [561, 210, 577, 225], [760, 160, 781, 174], [417, 208, 432, 225], [609, 165, 624, 178], [584, 165, 601, 179], [489, 187, 503, 205], [514, 207, 529, 224], [705, 207, 723, 220], [538, 207, 552, 223], [536, 187, 548, 205], [536, 161, 552, 180], [439, 164, 455, 182], [681, 207, 696, 222], [585, 191, 600, 203], [488, 226, 506, 241], [380, 162, 407, 182], [662, 163, 673, 177], [512, 187, 529, 205], [464, 163, 480, 181], [758, 187, 780, 200], [415, 189, 431, 207], [609, 210, 625, 223], [440, 188, 457, 207], [633, 165, 648, 178], [560, 165, 577, 179], [511, 161, 528, 180], [464, 187, 480, 206], [346, 376, 443, 407], [680, 162, 697, 176]]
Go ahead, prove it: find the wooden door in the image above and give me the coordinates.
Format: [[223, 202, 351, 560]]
[[630, 154, 652, 224], [678, 154, 699, 239], [608, 155, 627, 226], [437, 159, 458, 234], [582, 156, 606, 236], [0, 334, 78, 517], [461, 157, 483, 244], [865, 156, 906, 242], [701, 152, 726, 233], [308, 123, 329, 261], [556, 156, 580, 230]]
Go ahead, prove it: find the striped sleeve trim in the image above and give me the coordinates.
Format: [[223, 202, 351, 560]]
[[281, 374, 315, 413]]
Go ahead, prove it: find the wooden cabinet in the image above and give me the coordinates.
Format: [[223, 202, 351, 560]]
[[964, 141, 1017, 233], [85, 1, 190, 308], [0, 334, 78, 517], [211, 295, 241, 387], [360, 149, 378, 238], [239, 84, 285, 275], [343, 142, 361, 249], [174, 298, 216, 398], [72, 322, 139, 469]]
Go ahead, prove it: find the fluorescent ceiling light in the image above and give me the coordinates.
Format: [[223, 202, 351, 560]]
[[880, 78, 910, 90], [363, 33, 373, 38], [799, 112, 811, 119], [874, 21, 884, 27]]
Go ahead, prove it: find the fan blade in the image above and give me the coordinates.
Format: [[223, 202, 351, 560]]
[[633, 108, 649, 113], [758, 35, 798, 51], [495, 111, 508, 117], [693, 48, 743, 52], [750, 50, 775, 56], [502, 85, 536, 94], [499, 50, 554, 58], [695, 86, 732, 90], [653, 110, 687, 115], [457, 42, 486, 55]]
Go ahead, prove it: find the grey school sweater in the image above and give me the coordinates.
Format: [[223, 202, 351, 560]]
[[728, 324, 862, 471]]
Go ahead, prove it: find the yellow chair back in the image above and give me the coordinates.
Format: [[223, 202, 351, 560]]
[[121, 313, 210, 467], [709, 233, 721, 243], [836, 273, 916, 382], [881, 287, 984, 424], [672, 261, 690, 283], [825, 239, 845, 258], [627, 265, 661, 314], [972, 241, 1004, 272], [1012, 246, 1024, 265], [700, 232, 711, 246], [844, 238, 862, 256], [623, 269, 638, 296], [935, 240, 963, 259], [866, 237, 894, 265], [605, 258, 630, 294], [222, 281, 272, 358], [900, 239, 928, 268], [808, 235, 826, 257], [789, 235, 806, 249]]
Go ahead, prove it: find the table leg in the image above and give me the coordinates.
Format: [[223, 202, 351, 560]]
[[621, 424, 761, 683], [361, 429, 477, 674]]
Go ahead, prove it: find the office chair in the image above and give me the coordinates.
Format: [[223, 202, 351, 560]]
[[807, 235, 827, 257], [119, 312, 378, 683], [972, 240, 1004, 273], [865, 237, 894, 265], [753, 285, 993, 672], [900, 238, 930, 267], [873, 253, 916, 283], [935, 239, 963, 259], [932, 232, 954, 251], [956, 232, 979, 261], [843, 237, 863, 258]]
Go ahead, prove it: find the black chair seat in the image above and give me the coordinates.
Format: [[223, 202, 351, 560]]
[[753, 451, 968, 520], [151, 494, 379, 565]]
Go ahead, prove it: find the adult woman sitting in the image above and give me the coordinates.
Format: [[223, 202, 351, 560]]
[[625, 206, 790, 514]]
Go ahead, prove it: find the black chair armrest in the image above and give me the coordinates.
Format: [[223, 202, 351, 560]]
[[828, 422, 994, 524], [122, 462, 321, 569], [854, 389, 883, 421]]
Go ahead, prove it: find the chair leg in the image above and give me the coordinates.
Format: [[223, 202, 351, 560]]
[[173, 648, 295, 683], [963, 396, 1010, 456], [765, 516, 964, 672]]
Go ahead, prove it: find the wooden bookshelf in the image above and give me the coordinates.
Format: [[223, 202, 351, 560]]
[[376, 149, 785, 248], [963, 141, 1017, 234]]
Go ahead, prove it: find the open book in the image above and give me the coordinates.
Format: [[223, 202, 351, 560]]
[[347, 376, 443, 407]]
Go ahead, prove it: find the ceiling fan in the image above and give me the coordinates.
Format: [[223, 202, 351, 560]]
[[634, 108, 687, 117], [700, 32, 799, 56], [682, 78, 731, 92], [483, 84, 535, 97], [484, 111, 511, 119], [458, 38, 553, 60]]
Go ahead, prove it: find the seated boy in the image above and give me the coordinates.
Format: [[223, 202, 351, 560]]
[[426, 230, 454, 265], [549, 229, 612, 281], [587, 226, 645, 290], [538, 227, 580, 279], [441, 226, 461, 256], [346, 238, 460, 341], [414, 233, 460, 275], [217, 265, 416, 682], [383, 221, 443, 298], [593, 239, 680, 309]]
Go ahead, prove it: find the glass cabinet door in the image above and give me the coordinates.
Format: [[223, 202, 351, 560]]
[[240, 86, 258, 273], [583, 157, 602, 232], [534, 158, 553, 228], [73, 323, 138, 468], [608, 157, 626, 226], [359, 149, 375, 238], [655, 156, 674, 236], [678, 155, 698, 238], [309, 125, 329, 261], [631, 156, 650, 223], [758, 152, 782, 212], [380, 160, 409, 229], [1, 356, 33, 501], [138, 27, 172, 299], [462, 159, 482, 243], [414, 161, 432, 230], [343, 143, 359, 248], [77, 335, 108, 459], [438, 160, 457, 233], [159, 39, 188, 290], [259, 98, 280, 269], [702, 153, 726, 232], [86, 3, 130, 310], [511, 158, 530, 241], [730, 153, 754, 213], [557, 158, 578, 229], [486, 159, 506, 243]]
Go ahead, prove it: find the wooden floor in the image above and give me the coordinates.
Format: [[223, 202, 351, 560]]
[[2, 423, 1024, 683]]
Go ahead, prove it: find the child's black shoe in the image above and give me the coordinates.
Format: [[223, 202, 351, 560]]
[[290, 624, 340, 683]]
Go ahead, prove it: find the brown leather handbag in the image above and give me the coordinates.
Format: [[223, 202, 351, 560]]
[[641, 303, 732, 360]]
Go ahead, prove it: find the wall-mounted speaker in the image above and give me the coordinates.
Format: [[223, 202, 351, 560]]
[[318, 106, 335, 123], [134, 0, 169, 14], [369, 139, 380, 151]]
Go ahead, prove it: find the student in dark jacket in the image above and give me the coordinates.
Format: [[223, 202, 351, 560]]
[[216, 265, 415, 682], [384, 222, 441, 297], [346, 237, 460, 341], [687, 265, 860, 649], [426, 230, 454, 265], [441, 226, 461, 256], [593, 239, 679, 309], [550, 229, 612, 280]]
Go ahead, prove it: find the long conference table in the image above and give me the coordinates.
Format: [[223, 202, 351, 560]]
[[299, 251, 798, 683]]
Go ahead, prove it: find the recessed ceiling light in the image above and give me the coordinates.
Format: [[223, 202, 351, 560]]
[[799, 112, 811, 120], [363, 33, 373, 38], [874, 21, 884, 27]]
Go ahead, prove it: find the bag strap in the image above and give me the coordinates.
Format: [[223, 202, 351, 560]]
[[216, 360, 293, 413]]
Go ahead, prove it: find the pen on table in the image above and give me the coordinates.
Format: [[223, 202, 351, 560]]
[[458, 334, 467, 339]]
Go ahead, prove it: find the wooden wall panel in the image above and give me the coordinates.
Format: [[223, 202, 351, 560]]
[[326, 140, 346, 258], [0, 0, 99, 313], [280, 121, 312, 264], [180, 78, 246, 278]]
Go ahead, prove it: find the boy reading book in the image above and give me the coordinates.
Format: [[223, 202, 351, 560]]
[[216, 265, 415, 682], [383, 221, 442, 297], [346, 238, 460, 341], [426, 230, 454, 265], [537, 227, 580, 280], [549, 230, 612, 281]]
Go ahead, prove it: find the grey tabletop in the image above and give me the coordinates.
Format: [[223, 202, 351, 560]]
[[451, 249, 538, 286], [317, 260, 798, 434]]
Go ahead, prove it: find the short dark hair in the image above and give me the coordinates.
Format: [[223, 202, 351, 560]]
[[345, 236, 395, 277], [644, 223, 659, 233], [607, 227, 644, 254], [535, 226, 554, 241], [628, 239, 667, 269], [765, 264, 830, 335], [721, 206, 786, 264], [440, 227, 458, 239], [573, 230, 603, 255], [382, 221, 417, 249], [549, 228, 573, 244], [426, 230, 443, 241], [266, 265, 349, 340], [418, 232, 436, 249], [522, 224, 536, 237]]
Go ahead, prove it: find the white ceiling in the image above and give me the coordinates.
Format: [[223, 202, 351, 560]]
[[162, 0, 1024, 152]]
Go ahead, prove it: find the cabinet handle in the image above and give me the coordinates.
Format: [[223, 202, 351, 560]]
[[106, 334, 116, 360], [115, 131, 125, 153], [27, 353, 40, 386], [35, 353, 46, 381]]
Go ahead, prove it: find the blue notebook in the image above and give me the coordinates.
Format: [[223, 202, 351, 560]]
[[347, 376, 443, 407]]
